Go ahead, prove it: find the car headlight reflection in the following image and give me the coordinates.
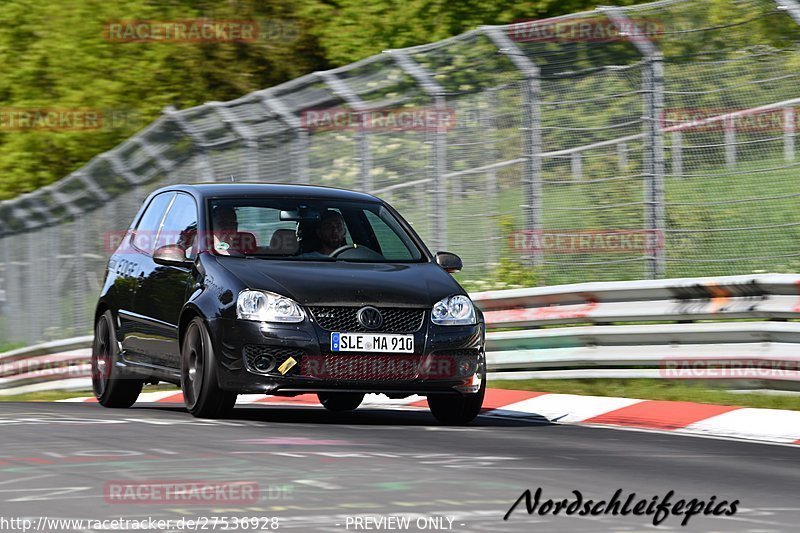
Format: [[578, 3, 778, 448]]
[[431, 295, 476, 326], [237, 290, 305, 323]]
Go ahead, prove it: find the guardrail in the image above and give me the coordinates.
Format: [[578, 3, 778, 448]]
[[0, 337, 93, 395], [476, 273, 800, 389], [2, 273, 800, 395]]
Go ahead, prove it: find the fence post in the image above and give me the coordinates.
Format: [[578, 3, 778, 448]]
[[164, 106, 215, 182], [388, 50, 448, 252], [318, 71, 373, 192], [671, 131, 683, 178], [617, 142, 628, 171], [724, 120, 736, 169], [482, 27, 543, 267], [571, 152, 583, 181], [211, 104, 260, 182], [603, 8, 665, 279], [261, 94, 309, 182], [0, 237, 6, 341], [774, 3, 800, 156], [483, 88, 500, 267], [784, 107, 796, 161]]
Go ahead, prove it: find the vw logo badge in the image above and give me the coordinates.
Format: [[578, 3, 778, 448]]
[[357, 306, 384, 330]]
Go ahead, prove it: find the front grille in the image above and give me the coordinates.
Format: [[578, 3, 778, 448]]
[[243, 345, 305, 376], [299, 353, 423, 381], [297, 351, 479, 382], [308, 306, 426, 333]]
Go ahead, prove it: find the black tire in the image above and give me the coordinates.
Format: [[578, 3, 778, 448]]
[[318, 392, 364, 412], [92, 310, 143, 408], [181, 317, 237, 418], [427, 379, 486, 425]]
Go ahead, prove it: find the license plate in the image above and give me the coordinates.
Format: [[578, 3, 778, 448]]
[[331, 332, 414, 353]]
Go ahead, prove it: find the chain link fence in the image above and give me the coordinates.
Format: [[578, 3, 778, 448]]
[[1, 0, 800, 344]]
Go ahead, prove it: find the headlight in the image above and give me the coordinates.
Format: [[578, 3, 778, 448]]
[[431, 295, 476, 326], [237, 290, 305, 323]]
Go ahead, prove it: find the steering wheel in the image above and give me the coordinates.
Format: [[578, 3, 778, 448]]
[[329, 244, 357, 258]]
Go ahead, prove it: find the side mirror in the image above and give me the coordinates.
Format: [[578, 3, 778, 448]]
[[153, 244, 192, 268], [435, 252, 463, 273]]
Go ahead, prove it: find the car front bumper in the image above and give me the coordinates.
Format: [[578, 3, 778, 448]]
[[209, 317, 485, 397]]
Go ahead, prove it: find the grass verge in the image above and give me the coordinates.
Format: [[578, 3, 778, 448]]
[[490, 378, 800, 411]]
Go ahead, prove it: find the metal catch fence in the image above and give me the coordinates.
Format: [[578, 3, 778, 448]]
[[2, 0, 800, 343]]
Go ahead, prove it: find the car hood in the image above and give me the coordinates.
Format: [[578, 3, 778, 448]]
[[214, 257, 465, 307]]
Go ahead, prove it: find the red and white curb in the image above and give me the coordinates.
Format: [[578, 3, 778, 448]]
[[60, 389, 800, 446]]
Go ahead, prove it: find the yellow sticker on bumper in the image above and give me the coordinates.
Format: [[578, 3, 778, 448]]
[[278, 356, 298, 375]]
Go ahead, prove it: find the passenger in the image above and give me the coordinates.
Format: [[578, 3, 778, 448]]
[[211, 206, 256, 254], [212, 205, 238, 233]]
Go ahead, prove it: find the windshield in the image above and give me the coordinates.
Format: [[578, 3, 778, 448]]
[[206, 198, 426, 263]]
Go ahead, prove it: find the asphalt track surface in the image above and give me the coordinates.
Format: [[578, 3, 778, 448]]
[[0, 402, 797, 533]]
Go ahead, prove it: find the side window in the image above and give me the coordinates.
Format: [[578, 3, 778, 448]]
[[132, 193, 174, 255], [156, 193, 198, 259], [364, 210, 413, 260]]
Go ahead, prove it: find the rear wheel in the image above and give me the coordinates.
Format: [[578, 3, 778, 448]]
[[318, 392, 364, 412], [92, 310, 143, 408], [181, 317, 237, 418], [427, 379, 486, 425]]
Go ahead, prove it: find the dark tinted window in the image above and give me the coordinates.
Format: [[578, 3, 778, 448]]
[[364, 210, 416, 260], [156, 193, 198, 259], [132, 193, 174, 255], [207, 198, 424, 262]]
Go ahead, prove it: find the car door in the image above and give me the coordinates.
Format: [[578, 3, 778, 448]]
[[118, 192, 174, 363], [132, 192, 198, 369]]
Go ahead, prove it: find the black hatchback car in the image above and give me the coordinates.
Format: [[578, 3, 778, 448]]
[[92, 184, 486, 424]]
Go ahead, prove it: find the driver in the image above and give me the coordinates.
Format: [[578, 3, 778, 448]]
[[315, 210, 347, 255]]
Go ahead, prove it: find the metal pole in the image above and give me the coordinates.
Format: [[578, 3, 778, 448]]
[[784, 107, 795, 161], [483, 89, 499, 268], [672, 131, 683, 178], [387, 50, 448, 251], [261, 94, 309, 182], [571, 152, 583, 181], [0, 237, 7, 342], [318, 71, 373, 192], [211, 104, 260, 182], [724, 120, 736, 169], [434, 94, 448, 251], [603, 8, 664, 279], [163, 106, 215, 183], [617, 142, 628, 171], [481, 27, 543, 266]]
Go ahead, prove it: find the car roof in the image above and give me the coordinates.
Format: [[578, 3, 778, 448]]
[[157, 183, 381, 202]]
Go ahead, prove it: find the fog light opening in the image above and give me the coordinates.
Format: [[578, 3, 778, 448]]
[[456, 359, 475, 377], [253, 355, 276, 373]]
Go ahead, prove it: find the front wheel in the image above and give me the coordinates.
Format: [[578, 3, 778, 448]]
[[318, 392, 364, 412], [181, 317, 237, 418], [427, 380, 486, 425], [92, 310, 143, 408]]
